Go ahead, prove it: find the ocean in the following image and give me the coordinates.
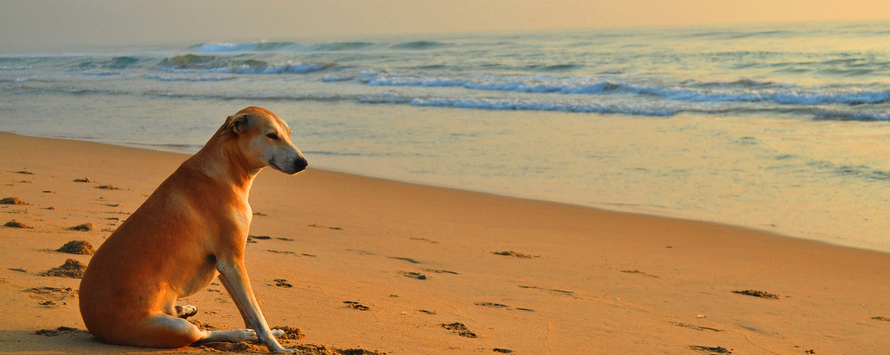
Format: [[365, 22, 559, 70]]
[[3, 20, 890, 252]]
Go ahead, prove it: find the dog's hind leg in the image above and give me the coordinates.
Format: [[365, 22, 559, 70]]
[[130, 312, 273, 347], [119, 313, 206, 348]]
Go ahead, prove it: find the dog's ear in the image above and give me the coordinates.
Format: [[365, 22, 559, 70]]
[[219, 113, 251, 136]]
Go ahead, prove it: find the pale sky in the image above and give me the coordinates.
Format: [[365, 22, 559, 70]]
[[1, 0, 889, 52]]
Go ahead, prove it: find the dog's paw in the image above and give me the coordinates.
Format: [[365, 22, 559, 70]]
[[175, 305, 198, 319]]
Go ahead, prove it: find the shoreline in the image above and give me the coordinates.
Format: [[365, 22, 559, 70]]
[[2, 131, 890, 354], [9, 130, 889, 256]]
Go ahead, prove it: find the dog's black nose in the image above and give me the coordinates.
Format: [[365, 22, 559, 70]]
[[294, 158, 308, 172]]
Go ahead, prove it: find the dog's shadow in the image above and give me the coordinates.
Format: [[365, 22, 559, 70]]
[[9, 328, 271, 353], [2, 329, 155, 353]]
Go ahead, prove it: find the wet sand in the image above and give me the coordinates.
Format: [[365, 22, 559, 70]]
[[1, 131, 889, 354]]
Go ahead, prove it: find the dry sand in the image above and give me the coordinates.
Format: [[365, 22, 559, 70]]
[[1, 131, 889, 354]]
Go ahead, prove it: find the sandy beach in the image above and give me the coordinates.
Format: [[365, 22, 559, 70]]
[[1, 130, 889, 354]]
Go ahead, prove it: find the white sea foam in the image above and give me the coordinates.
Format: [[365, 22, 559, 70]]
[[145, 75, 234, 82]]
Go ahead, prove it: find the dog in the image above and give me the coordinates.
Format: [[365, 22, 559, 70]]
[[79, 107, 308, 352]]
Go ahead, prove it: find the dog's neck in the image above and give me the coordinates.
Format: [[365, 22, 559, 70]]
[[188, 134, 260, 197]]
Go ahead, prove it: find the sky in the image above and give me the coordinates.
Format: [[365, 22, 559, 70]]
[[1, 0, 889, 52]]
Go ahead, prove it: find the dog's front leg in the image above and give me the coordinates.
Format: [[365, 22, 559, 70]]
[[217, 259, 292, 353]]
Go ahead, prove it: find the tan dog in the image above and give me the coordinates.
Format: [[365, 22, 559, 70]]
[[79, 107, 307, 352]]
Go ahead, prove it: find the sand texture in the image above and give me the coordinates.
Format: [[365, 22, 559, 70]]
[[1, 131, 889, 354]]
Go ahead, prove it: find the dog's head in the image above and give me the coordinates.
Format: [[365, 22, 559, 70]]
[[219, 106, 308, 175]]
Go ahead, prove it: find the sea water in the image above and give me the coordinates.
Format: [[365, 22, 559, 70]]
[[3, 20, 890, 252]]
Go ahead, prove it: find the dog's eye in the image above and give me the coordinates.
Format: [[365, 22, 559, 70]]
[[266, 133, 279, 140]]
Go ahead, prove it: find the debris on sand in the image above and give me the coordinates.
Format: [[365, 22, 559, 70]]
[[492, 251, 539, 258], [34, 326, 81, 337], [4, 220, 32, 229], [41, 259, 87, 278], [344, 301, 370, 311], [67, 223, 94, 232], [441, 322, 477, 338], [190, 319, 220, 330], [308, 223, 342, 230], [399, 271, 427, 280], [688, 345, 732, 353], [28, 286, 76, 296], [199, 342, 266, 352], [57, 240, 95, 255], [872, 316, 890, 322], [272, 325, 306, 340], [388, 256, 421, 264], [73, 178, 93, 183], [95, 185, 121, 190], [274, 279, 293, 288], [287, 344, 386, 355], [673, 322, 723, 332], [422, 268, 459, 275], [732, 290, 779, 300], [620, 269, 659, 278], [0, 197, 29, 205]]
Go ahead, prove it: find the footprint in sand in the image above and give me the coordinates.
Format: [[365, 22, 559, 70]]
[[308, 223, 342, 230], [440, 322, 477, 338], [27, 286, 78, 307], [474, 302, 509, 309], [732, 289, 780, 299], [67, 223, 94, 232], [474, 302, 535, 312], [247, 235, 272, 243], [267, 249, 297, 255]]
